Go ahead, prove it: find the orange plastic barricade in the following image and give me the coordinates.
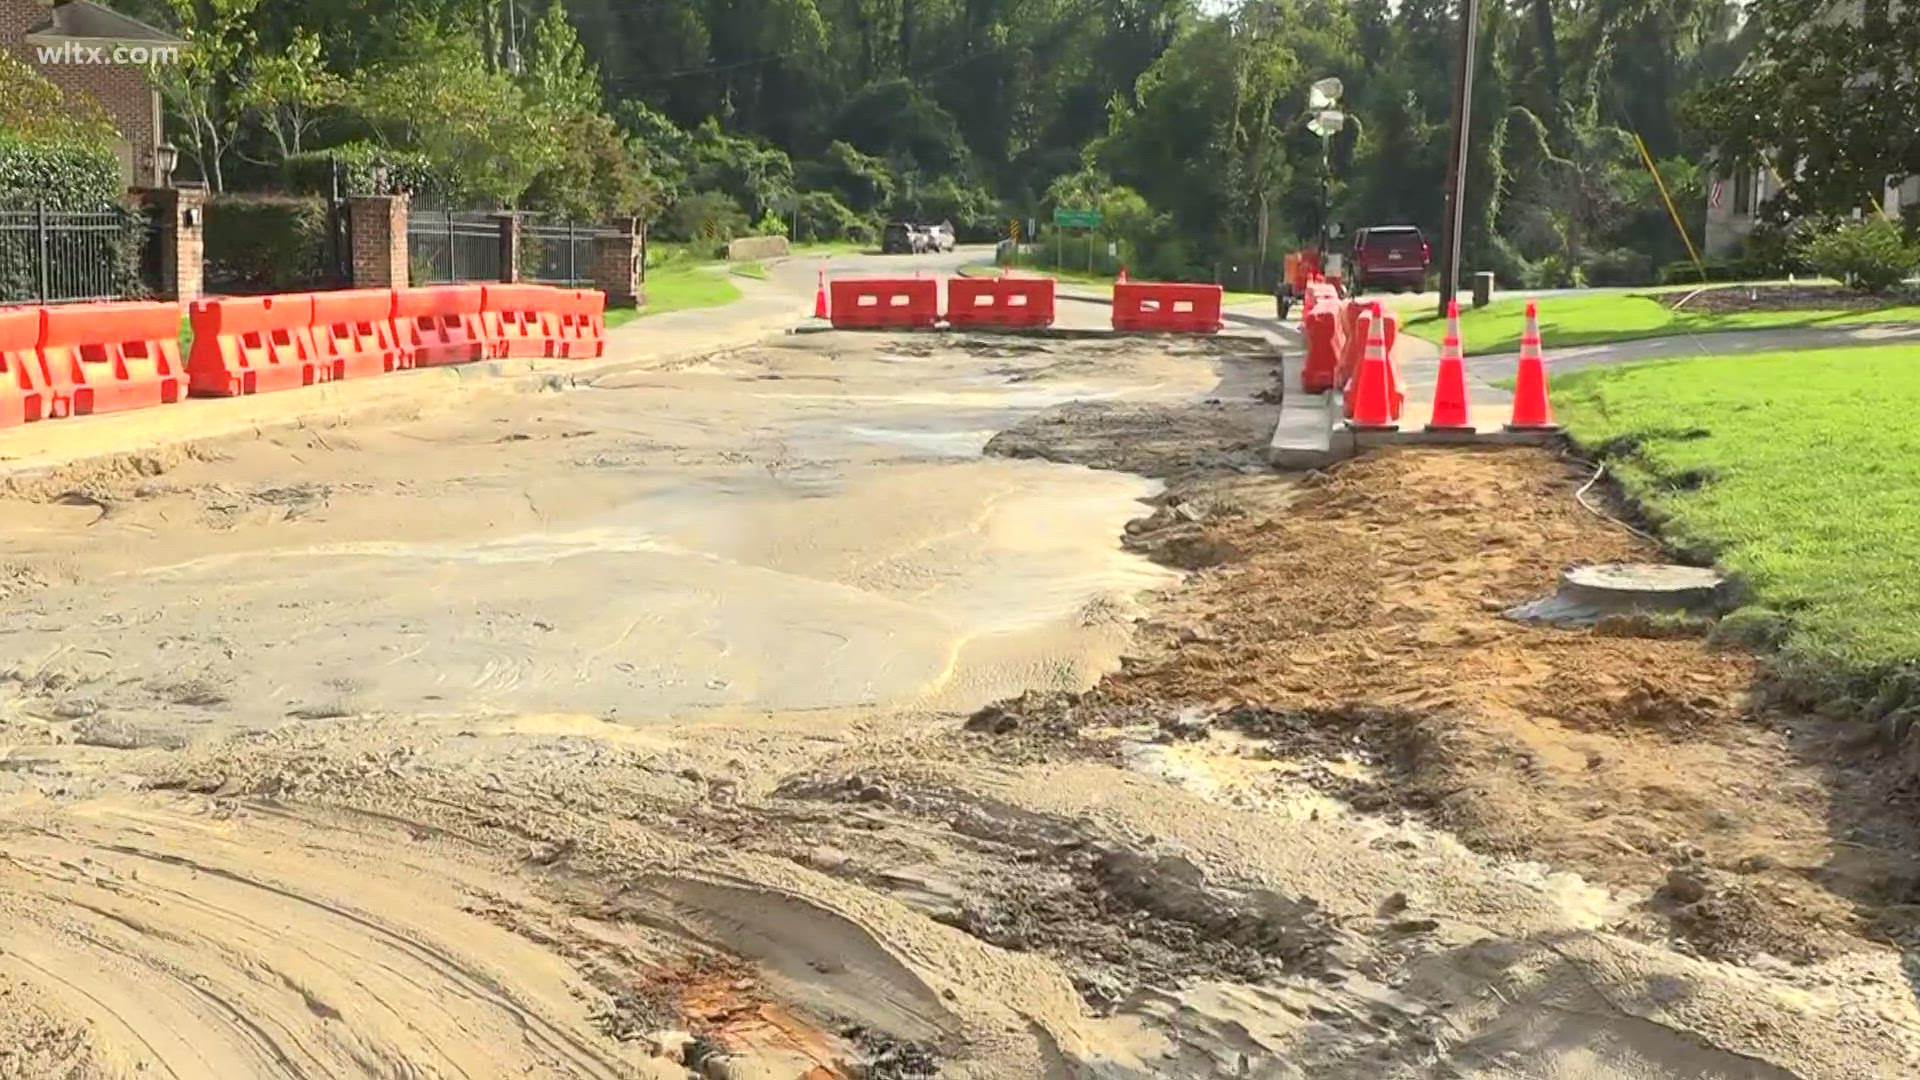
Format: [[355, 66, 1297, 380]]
[[40, 301, 186, 415], [829, 278, 939, 329], [946, 276, 1055, 328], [551, 289, 606, 359], [483, 284, 560, 358], [0, 306, 50, 427], [393, 285, 488, 367], [186, 294, 320, 397], [311, 289, 403, 379], [1301, 310, 1342, 394], [1111, 281, 1223, 333]]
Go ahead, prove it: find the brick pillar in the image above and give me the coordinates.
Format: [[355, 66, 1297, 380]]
[[131, 186, 205, 303], [594, 217, 643, 307], [494, 212, 522, 283], [349, 194, 410, 289]]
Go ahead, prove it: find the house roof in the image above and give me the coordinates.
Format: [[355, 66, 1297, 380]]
[[26, 1, 186, 46]]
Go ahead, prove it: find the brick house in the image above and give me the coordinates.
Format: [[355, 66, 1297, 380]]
[[1, 0, 185, 188]]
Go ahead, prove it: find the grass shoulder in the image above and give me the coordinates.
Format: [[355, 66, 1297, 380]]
[[1554, 342, 1920, 690], [1404, 289, 1920, 356]]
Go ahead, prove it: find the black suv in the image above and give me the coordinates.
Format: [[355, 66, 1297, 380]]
[[882, 222, 924, 255]]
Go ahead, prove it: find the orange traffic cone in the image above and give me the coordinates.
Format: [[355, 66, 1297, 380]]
[[1425, 300, 1473, 432], [1117, 265, 1128, 284], [813, 267, 829, 319], [1348, 306, 1398, 431], [1506, 300, 1561, 431]]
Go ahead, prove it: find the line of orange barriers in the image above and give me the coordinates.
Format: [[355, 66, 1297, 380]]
[[1300, 292, 1405, 420], [1, 284, 606, 428], [824, 274, 1223, 334]]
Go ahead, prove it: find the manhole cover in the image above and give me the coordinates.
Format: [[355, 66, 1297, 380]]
[[1505, 563, 1729, 626]]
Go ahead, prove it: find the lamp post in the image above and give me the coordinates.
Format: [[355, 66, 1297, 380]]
[[1305, 77, 1345, 267]]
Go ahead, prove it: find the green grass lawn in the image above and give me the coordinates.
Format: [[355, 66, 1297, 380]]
[[789, 240, 870, 257], [638, 266, 743, 317], [604, 305, 641, 330], [1404, 292, 1920, 356], [1555, 343, 1920, 677], [729, 260, 769, 280]]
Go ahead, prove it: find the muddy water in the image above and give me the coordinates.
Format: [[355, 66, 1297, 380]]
[[0, 335, 1208, 733]]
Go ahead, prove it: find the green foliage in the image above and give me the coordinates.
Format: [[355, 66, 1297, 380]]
[[203, 194, 334, 293], [353, 22, 551, 208], [0, 54, 118, 147], [792, 191, 867, 244], [281, 141, 450, 200], [751, 208, 787, 237], [153, 0, 264, 191], [1689, 0, 1920, 217], [233, 29, 347, 160], [0, 137, 125, 210], [795, 142, 894, 213], [661, 190, 750, 243], [1801, 218, 1920, 295]]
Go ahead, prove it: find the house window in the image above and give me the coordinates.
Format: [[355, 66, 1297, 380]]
[[1733, 169, 1754, 216]]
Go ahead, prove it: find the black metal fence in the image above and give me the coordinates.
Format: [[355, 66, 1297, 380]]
[[407, 209, 505, 284], [0, 205, 150, 304], [522, 219, 608, 285]]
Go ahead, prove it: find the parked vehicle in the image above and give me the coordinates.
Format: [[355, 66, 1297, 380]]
[[925, 222, 956, 252], [1350, 225, 1430, 294], [882, 222, 927, 254]]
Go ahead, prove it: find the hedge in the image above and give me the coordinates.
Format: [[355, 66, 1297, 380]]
[[282, 142, 454, 204], [0, 135, 123, 210], [204, 195, 336, 294]]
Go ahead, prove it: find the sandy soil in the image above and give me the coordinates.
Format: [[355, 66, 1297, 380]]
[[2, 329, 1917, 1078]]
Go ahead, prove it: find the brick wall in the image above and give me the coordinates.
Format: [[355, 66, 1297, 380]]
[[2, 0, 165, 188]]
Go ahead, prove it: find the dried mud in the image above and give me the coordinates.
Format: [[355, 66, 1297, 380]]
[[2, 328, 1918, 1078]]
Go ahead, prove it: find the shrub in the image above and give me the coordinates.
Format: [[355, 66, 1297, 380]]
[[282, 142, 453, 204], [793, 191, 868, 244], [659, 190, 751, 243], [1742, 213, 1822, 276], [204, 195, 335, 294], [0, 135, 124, 210], [1800, 217, 1920, 294], [1582, 247, 1656, 287]]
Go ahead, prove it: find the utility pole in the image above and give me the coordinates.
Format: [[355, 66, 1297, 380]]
[[503, 0, 521, 75], [1436, 0, 1481, 317]]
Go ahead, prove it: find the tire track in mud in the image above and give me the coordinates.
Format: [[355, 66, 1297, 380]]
[[0, 798, 639, 1079]]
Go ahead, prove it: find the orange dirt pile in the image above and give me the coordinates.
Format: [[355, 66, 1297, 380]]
[[1097, 448, 1920, 963]]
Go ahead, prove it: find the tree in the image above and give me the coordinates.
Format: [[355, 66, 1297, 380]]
[[0, 54, 117, 146], [151, 0, 263, 191], [1690, 0, 1920, 216], [353, 21, 554, 207], [234, 29, 348, 161]]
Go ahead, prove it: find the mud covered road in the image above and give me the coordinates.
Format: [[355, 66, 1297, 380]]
[[2, 330, 1917, 1078]]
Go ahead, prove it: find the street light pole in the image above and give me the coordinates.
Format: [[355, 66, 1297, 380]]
[[1436, 0, 1481, 317]]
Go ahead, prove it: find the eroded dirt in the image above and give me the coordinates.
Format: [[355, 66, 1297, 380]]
[[2, 329, 1918, 1078]]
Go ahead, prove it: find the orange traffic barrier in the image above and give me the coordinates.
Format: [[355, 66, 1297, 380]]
[[946, 276, 1055, 328], [1426, 300, 1473, 432], [1301, 310, 1341, 394], [41, 301, 185, 415], [1111, 281, 1223, 333], [394, 285, 488, 368], [551, 289, 606, 358], [829, 278, 939, 329], [484, 284, 561, 358], [1348, 308, 1398, 431], [187, 294, 320, 397], [1506, 300, 1560, 431], [1, 306, 49, 427], [312, 289, 404, 379]]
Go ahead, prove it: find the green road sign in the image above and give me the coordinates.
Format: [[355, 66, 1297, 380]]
[[1052, 208, 1102, 228]]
